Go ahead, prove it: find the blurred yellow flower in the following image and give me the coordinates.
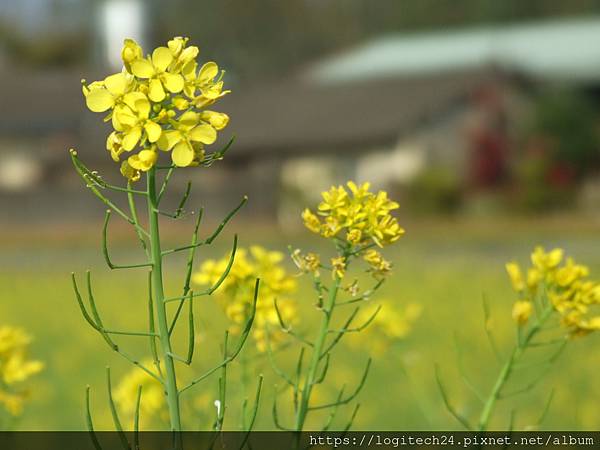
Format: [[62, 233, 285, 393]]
[[193, 246, 297, 352], [114, 361, 165, 426], [346, 301, 421, 356], [507, 247, 600, 335], [505, 262, 525, 292], [0, 326, 44, 416], [82, 37, 230, 176], [512, 301, 533, 325]]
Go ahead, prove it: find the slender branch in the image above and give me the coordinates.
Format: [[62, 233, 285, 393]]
[[70, 150, 149, 238], [133, 385, 142, 448], [157, 167, 175, 203], [106, 367, 131, 450], [322, 386, 345, 431], [434, 365, 473, 431], [482, 295, 502, 363], [327, 305, 381, 334], [336, 279, 385, 306], [274, 297, 313, 347], [102, 211, 153, 270], [272, 395, 293, 431], [161, 196, 247, 256], [320, 308, 360, 359], [163, 234, 238, 303], [343, 403, 361, 432], [127, 183, 149, 255], [178, 279, 260, 395], [168, 209, 204, 335], [85, 386, 103, 450], [240, 375, 263, 449], [453, 333, 484, 403], [308, 358, 371, 410]]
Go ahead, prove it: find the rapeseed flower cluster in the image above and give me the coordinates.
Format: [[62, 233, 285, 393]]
[[82, 37, 230, 180], [506, 246, 600, 335], [299, 181, 403, 281], [0, 326, 43, 416], [302, 181, 404, 248], [193, 246, 297, 352]]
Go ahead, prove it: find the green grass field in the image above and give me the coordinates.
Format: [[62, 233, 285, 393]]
[[2, 215, 600, 430]]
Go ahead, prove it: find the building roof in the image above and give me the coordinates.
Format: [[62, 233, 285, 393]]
[[220, 69, 495, 158], [306, 16, 600, 84]]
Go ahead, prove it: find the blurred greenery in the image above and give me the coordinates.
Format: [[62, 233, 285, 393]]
[[2, 216, 600, 430]]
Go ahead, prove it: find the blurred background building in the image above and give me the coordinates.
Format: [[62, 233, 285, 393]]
[[3, 0, 600, 226]]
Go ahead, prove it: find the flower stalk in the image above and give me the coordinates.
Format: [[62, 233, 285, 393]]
[[478, 303, 554, 431], [146, 166, 181, 431], [294, 274, 342, 431]]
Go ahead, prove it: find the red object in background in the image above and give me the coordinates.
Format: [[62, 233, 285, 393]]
[[546, 163, 575, 188], [470, 129, 508, 188], [467, 83, 509, 189]]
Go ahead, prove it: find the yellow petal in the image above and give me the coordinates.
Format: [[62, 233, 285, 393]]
[[167, 37, 185, 56], [189, 123, 216, 144], [172, 141, 194, 167], [182, 61, 197, 81], [122, 126, 142, 151], [198, 62, 218, 84], [134, 97, 151, 119], [144, 121, 162, 143], [85, 88, 114, 112], [152, 47, 173, 72], [122, 92, 146, 110], [179, 46, 199, 63], [121, 39, 143, 66], [114, 105, 137, 128], [178, 111, 199, 127], [201, 111, 229, 130], [162, 73, 184, 93], [129, 149, 158, 171], [148, 79, 166, 102], [104, 73, 128, 96], [131, 58, 155, 78], [157, 130, 182, 151]]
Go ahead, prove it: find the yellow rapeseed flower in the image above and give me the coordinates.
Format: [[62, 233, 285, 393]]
[[0, 326, 44, 416], [82, 37, 230, 177], [302, 181, 404, 247], [506, 247, 600, 335]]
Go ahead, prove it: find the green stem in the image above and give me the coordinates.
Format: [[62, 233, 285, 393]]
[[294, 276, 341, 431], [478, 304, 554, 431], [147, 167, 182, 432]]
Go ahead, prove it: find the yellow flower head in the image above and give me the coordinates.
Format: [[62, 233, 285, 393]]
[[302, 181, 404, 247], [507, 247, 600, 336], [83, 37, 231, 177], [193, 246, 297, 352], [363, 249, 392, 280], [0, 326, 44, 416]]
